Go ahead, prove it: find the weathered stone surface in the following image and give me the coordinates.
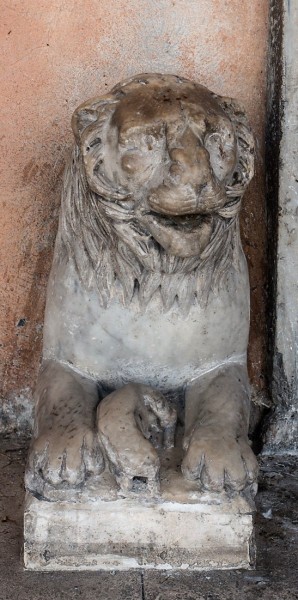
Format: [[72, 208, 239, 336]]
[[265, 0, 298, 453], [24, 74, 258, 571], [24, 491, 254, 571]]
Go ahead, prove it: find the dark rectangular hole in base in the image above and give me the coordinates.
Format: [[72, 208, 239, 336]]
[[131, 476, 148, 492]]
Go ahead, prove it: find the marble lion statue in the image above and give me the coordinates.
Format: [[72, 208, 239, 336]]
[[26, 73, 258, 498]]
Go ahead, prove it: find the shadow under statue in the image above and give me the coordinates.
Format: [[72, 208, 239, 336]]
[[24, 73, 258, 571]]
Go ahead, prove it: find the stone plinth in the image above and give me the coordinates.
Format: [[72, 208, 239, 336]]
[[24, 471, 255, 571]]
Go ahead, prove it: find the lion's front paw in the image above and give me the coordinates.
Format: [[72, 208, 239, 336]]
[[25, 427, 104, 495], [181, 427, 258, 492]]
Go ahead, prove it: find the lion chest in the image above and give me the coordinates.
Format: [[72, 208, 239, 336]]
[[43, 256, 250, 389]]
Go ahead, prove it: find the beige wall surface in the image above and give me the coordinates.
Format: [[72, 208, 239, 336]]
[[0, 0, 269, 430]]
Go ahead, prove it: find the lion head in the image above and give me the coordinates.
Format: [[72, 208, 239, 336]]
[[61, 74, 254, 313]]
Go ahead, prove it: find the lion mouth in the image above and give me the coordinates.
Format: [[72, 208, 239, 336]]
[[146, 210, 212, 232], [137, 209, 214, 258]]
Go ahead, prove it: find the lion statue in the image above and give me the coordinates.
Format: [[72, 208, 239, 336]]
[[26, 73, 258, 498]]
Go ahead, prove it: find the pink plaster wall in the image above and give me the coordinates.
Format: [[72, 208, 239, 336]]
[[0, 1, 269, 430]]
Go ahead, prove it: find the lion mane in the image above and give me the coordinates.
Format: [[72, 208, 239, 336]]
[[60, 74, 254, 315]]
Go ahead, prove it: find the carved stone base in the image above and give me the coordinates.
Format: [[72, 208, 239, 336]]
[[24, 489, 255, 571]]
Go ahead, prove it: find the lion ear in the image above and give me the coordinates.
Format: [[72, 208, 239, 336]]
[[71, 107, 99, 142], [71, 96, 128, 201], [71, 94, 116, 143], [215, 95, 255, 196]]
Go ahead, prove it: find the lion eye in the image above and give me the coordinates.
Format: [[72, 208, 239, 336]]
[[205, 133, 235, 181]]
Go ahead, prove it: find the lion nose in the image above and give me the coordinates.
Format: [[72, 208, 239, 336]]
[[166, 125, 212, 185], [169, 144, 212, 188], [147, 131, 224, 217]]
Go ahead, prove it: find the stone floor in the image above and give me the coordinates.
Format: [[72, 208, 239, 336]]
[[0, 434, 297, 600]]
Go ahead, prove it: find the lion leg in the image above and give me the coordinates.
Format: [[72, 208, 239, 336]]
[[182, 364, 258, 493], [25, 360, 104, 497]]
